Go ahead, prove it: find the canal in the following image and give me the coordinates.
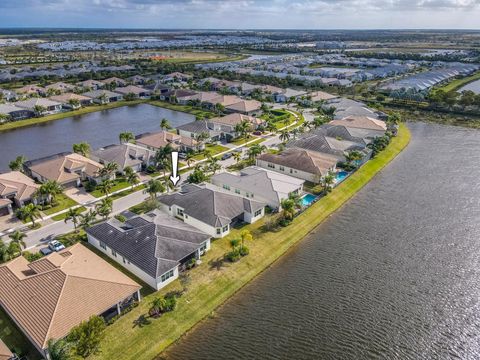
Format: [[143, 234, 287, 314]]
[[164, 122, 480, 360], [459, 79, 480, 94], [0, 104, 195, 172]]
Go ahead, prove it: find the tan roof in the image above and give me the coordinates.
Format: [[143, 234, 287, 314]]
[[76, 79, 104, 88], [28, 153, 103, 185], [49, 93, 92, 103], [261, 85, 284, 94], [257, 148, 338, 176], [208, 95, 243, 107], [0, 339, 12, 360], [0, 171, 39, 202], [136, 131, 197, 150], [45, 82, 75, 92], [101, 77, 126, 85], [211, 113, 263, 127], [114, 85, 149, 95], [0, 198, 12, 208], [16, 85, 45, 94], [330, 116, 387, 131], [308, 91, 338, 102], [178, 91, 218, 103], [225, 99, 262, 113], [0, 243, 140, 350]]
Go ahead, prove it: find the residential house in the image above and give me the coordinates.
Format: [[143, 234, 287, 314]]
[[90, 143, 156, 173], [114, 85, 151, 99], [274, 88, 307, 103], [160, 89, 197, 102], [0, 171, 40, 216], [76, 79, 105, 90], [101, 77, 127, 87], [0, 104, 34, 121], [24, 152, 104, 188], [49, 93, 93, 109], [45, 82, 75, 94], [176, 91, 217, 105], [86, 210, 211, 290], [225, 99, 262, 116], [127, 75, 150, 85], [82, 89, 123, 104], [136, 130, 203, 153], [16, 85, 45, 96], [0, 244, 141, 358], [0, 339, 13, 360], [256, 148, 338, 184], [204, 94, 243, 109], [176, 120, 232, 143], [163, 72, 192, 82], [143, 81, 170, 96], [210, 113, 264, 130], [301, 90, 338, 106], [158, 183, 266, 238], [14, 98, 62, 115], [211, 167, 304, 210], [0, 88, 18, 101]]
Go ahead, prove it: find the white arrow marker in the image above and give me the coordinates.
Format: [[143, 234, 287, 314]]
[[169, 151, 180, 186]]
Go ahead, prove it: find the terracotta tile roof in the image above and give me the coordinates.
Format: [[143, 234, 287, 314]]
[[0, 243, 140, 350], [49, 93, 92, 103], [136, 131, 197, 150], [0, 339, 12, 360], [208, 95, 243, 107], [210, 113, 263, 127], [0, 171, 39, 202], [225, 100, 262, 113]]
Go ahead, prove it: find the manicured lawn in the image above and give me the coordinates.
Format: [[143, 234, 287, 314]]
[[0, 100, 147, 132], [90, 178, 131, 198], [51, 206, 87, 221], [91, 124, 411, 360], [0, 307, 42, 360], [245, 137, 266, 147], [41, 193, 78, 216], [230, 135, 258, 145], [148, 100, 216, 119], [192, 144, 229, 160]]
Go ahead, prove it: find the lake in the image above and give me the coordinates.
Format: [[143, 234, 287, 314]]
[[0, 104, 195, 172], [164, 122, 480, 360], [459, 79, 480, 94]]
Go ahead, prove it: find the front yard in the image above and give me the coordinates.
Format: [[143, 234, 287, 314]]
[[192, 144, 229, 161], [91, 124, 411, 360], [41, 193, 78, 216]]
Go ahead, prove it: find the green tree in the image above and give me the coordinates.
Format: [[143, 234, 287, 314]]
[[47, 338, 73, 360], [144, 179, 165, 199], [207, 157, 221, 175], [8, 155, 27, 172], [233, 151, 242, 164], [185, 152, 195, 168], [33, 104, 47, 117], [279, 129, 290, 143], [187, 165, 207, 184], [72, 142, 90, 157], [16, 203, 41, 227], [99, 162, 118, 179], [119, 131, 135, 144], [247, 144, 267, 162], [234, 120, 251, 144], [0, 239, 19, 263], [95, 198, 112, 220], [124, 166, 139, 189], [79, 210, 97, 229], [280, 198, 296, 221], [97, 179, 114, 197], [36, 180, 63, 205], [8, 230, 27, 255], [64, 208, 82, 232], [160, 118, 171, 130], [67, 315, 106, 358], [321, 171, 335, 193], [68, 98, 80, 109]]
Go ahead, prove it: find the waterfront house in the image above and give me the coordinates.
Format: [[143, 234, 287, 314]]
[[14, 98, 62, 115], [211, 167, 304, 210], [175, 91, 218, 105], [49, 93, 93, 109], [16, 84, 45, 96], [160, 89, 197, 102], [90, 143, 156, 173], [209, 113, 264, 129], [86, 210, 211, 290], [204, 94, 243, 109], [24, 152, 104, 188], [101, 77, 127, 87], [0, 103, 34, 121], [114, 85, 151, 99], [0, 171, 40, 216], [136, 130, 203, 153], [176, 120, 231, 143], [158, 183, 266, 238], [76, 79, 105, 90], [225, 99, 262, 116], [0, 243, 141, 359], [82, 89, 123, 104], [45, 82, 75, 94], [256, 148, 338, 184]]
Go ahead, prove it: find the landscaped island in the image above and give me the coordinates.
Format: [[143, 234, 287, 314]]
[[90, 123, 411, 360]]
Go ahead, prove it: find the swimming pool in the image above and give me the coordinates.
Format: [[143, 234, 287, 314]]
[[301, 193, 317, 207], [336, 171, 348, 182]]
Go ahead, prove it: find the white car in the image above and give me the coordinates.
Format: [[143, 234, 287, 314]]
[[48, 240, 65, 252]]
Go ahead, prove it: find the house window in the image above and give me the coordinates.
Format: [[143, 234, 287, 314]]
[[279, 166, 285, 171], [112, 249, 117, 257], [222, 225, 229, 233], [200, 243, 207, 252], [254, 209, 262, 217], [223, 184, 231, 191], [161, 269, 174, 282], [235, 189, 241, 194], [99, 241, 107, 250], [177, 208, 184, 217], [268, 163, 275, 169], [216, 228, 221, 235]]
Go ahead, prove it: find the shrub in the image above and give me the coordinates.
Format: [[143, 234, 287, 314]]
[[185, 258, 196, 270], [84, 180, 97, 192], [225, 249, 241, 262], [146, 165, 156, 174], [115, 214, 127, 223], [23, 251, 43, 262], [238, 245, 249, 257], [67, 315, 106, 358]]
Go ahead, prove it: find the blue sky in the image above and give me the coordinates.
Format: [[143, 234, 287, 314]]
[[1, 0, 480, 29]]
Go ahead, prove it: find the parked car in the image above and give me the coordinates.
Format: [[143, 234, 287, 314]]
[[178, 152, 187, 160], [40, 247, 53, 256], [48, 240, 65, 252], [221, 153, 232, 160], [253, 131, 262, 136]]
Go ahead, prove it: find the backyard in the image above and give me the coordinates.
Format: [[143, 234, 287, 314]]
[[90, 124, 411, 360]]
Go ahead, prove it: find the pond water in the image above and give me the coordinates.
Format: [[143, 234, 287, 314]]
[[0, 104, 195, 171], [458, 79, 480, 94]]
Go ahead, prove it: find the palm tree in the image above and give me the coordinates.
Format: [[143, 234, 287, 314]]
[[215, 103, 225, 114], [36, 180, 63, 205], [95, 199, 112, 220], [33, 105, 47, 117], [8, 230, 27, 255], [160, 118, 171, 130], [265, 120, 277, 134], [64, 208, 81, 232], [119, 131, 135, 144], [290, 128, 300, 140], [79, 210, 97, 229], [72, 142, 90, 157], [98, 179, 114, 197], [234, 120, 251, 143], [0, 239, 18, 263], [195, 132, 209, 150], [124, 166, 139, 189], [207, 157, 221, 174], [240, 229, 253, 248], [99, 162, 118, 178], [68, 98, 80, 109], [185, 152, 195, 168], [144, 179, 165, 199], [280, 198, 296, 221], [345, 150, 364, 165], [8, 155, 27, 172], [16, 203, 41, 227], [279, 129, 290, 143], [98, 93, 108, 104], [321, 171, 335, 193], [247, 144, 267, 162], [233, 152, 242, 164], [154, 145, 173, 178]]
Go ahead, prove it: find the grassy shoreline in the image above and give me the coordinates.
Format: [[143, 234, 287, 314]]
[[0, 100, 147, 132], [91, 124, 411, 360]]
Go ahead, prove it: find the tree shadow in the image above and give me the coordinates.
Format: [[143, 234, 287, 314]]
[[208, 256, 226, 271], [132, 314, 151, 329]]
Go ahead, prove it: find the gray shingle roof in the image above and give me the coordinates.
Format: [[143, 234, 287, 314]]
[[90, 143, 154, 170], [158, 184, 265, 228], [86, 210, 210, 278]]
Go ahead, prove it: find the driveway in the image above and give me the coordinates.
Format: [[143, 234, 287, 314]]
[[64, 187, 97, 205], [0, 214, 23, 233]]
